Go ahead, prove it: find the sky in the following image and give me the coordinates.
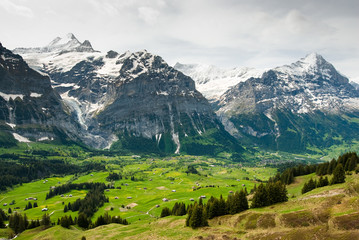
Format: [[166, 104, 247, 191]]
[[0, 0, 359, 82]]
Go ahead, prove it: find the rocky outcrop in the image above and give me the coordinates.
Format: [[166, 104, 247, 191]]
[[0, 42, 81, 144]]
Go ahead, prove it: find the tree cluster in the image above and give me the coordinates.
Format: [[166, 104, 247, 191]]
[[251, 181, 288, 208], [8, 212, 47, 234], [106, 172, 122, 181], [186, 201, 208, 229], [302, 163, 346, 194], [185, 165, 199, 175], [269, 165, 316, 185], [64, 183, 109, 218], [92, 212, 128, 228], [24, 201, 38, 210], [301, 176, 329, 194], [0, 209, 7, 228], [160, 202, 187, 218], [46, 182, 108, 199], [316, 152, 358, 176]]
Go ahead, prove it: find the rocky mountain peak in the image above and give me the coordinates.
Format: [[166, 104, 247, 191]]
[[13, 33, 95, 54]]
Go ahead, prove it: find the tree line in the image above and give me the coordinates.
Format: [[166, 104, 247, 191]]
[[302, 163, 346, 194], [269, 152, 358, 186], [161, 183, 288, 229], [7, 212, 51, 235], [57, 212, 128, 229], [0, 159, 105, 191]]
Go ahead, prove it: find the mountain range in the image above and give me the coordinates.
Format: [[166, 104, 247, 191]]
[[1, 33, 359, 155], [2, 34, 239, 155], [176, 54, 359, 153]]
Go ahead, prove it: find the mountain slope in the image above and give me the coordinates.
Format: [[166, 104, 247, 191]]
[[216, 53, 359, 152], [174, 63, 264, 101], [0, 42, 81, 146], [13, 35, 241, 154]]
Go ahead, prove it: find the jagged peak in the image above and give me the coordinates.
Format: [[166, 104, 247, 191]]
[[47, 33, 80, 47], [300, 52, 327, 67]]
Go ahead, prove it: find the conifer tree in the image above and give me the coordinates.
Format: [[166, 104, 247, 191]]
[[77, 213, 90, 229], [160, 207, 171, 218], [327, 159, 337, 175], [41, 213, 51, 228], [0, 214, 5, 228], [331, 163, 345, 184], [251, 183, 268, 208], [238, 189, 249, 212]]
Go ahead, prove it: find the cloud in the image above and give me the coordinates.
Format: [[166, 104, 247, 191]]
[[138, 6, 160, 25], [0, 0, 33, 18]]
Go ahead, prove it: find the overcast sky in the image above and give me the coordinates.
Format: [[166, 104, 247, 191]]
[[1, 0, 358, 82]]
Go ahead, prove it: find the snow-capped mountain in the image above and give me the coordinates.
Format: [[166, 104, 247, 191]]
[[351, 81, 359, 91], [0, 42, 81, 145], [12, 34, 239, 154], [216, 53, 359, 152], [174, 63, 264, 101]]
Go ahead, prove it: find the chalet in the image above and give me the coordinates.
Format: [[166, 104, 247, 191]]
[[189, 198, 194, 201], [42, 208, 48, 211], [127, 197, 132, 199], [172, 190, 176, 192], [3, 203, 7, 206], [105, 189, 110, 192], [200, 195, 206, 199], [69, 194, 72, 197], [61, 194, 64, 197], [115, 196, 119, 199], [162, 198, 169, 202], [155, 205, 160, 208], [229, 191, 234, 193]]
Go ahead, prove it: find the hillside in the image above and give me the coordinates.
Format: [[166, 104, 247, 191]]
[[12, 172, 359, 240], [0, 149, 358, 240]]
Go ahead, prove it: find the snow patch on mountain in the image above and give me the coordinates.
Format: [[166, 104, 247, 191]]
[[174, 63, 264, 101], [12, 133, 31, 143], [0, 92, 24, 101]]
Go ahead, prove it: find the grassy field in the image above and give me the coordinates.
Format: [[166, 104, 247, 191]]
[[0, 154, 277, 226], [1, 142, 359, 239], [12, 171, 359, 240]]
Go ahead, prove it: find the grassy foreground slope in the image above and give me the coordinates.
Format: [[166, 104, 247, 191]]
[[13, 169, 359, 240]]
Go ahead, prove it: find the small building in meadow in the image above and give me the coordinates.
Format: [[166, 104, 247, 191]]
[[162, 198, 169, 202]]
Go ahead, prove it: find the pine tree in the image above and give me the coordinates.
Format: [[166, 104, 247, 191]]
[[251, 183, 268, 208], [347, 156, 357, 171], [160, 207, 171, 218], [331, 163, 345, 184], [188, 204, 207, 229], [327, 159, 337, 175], [0, 214, 5, 228], [41, 213, 51, 228], [238, 189, 249, 212], [77, 213, 90, 229]]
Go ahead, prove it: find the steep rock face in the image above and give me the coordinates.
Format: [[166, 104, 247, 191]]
[[0, 42, 80, 145], [217, 53, 359, 152], [14, 35, 239, 154]]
